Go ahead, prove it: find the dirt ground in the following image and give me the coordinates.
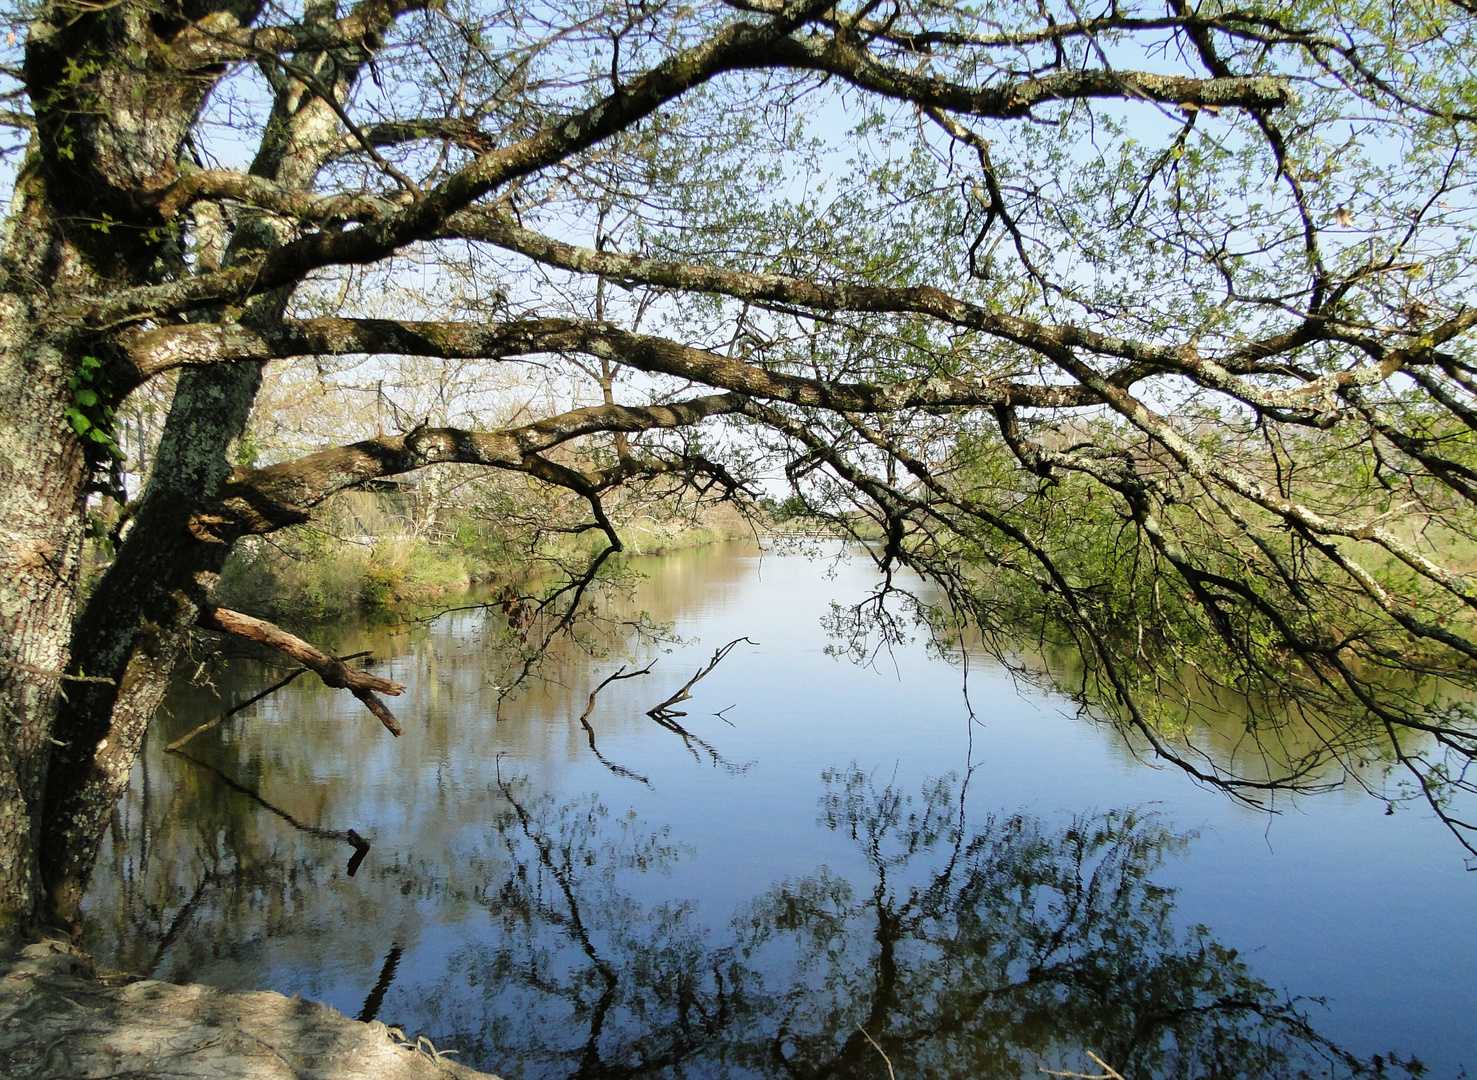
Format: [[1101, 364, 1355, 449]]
[[0, 939, 500, 1080]]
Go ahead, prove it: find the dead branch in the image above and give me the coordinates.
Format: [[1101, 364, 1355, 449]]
[[577, 662, 656, 784], [1040, 1052, 1127, 1080], [857, 1026, 897, 1080], [640, 638, 758, 771], [197, 606, 406, 736], [166, 650, 372, 752], [647, 637, 757, 721]]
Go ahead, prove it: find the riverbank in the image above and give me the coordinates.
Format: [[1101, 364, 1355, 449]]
[[216, 498, 760, 624], [0, 940, 499, 1080]]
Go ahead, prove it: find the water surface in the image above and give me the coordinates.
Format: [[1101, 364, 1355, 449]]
[[84, 541, 1477, 1078]]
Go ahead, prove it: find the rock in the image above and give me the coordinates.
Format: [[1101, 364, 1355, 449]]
[[0, 940, 498, 1080]]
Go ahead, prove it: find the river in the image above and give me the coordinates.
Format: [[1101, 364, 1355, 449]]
[[82, 540, 1477, 1078]]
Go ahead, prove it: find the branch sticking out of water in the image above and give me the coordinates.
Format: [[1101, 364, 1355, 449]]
[[857, 1026, 896, 1080], [647, 637, 756, 722], [1040, 1052, 1127, 1080], [578, 662, 656, 784], [165, 650, 373, 752], [644, 638, 757, 772], [198, 605, 406, 735]]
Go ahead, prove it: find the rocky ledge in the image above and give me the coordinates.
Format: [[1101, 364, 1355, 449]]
[[0, 940, 499, 1080]]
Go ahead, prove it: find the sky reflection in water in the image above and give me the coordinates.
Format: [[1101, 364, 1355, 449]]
[[83, 542, 1477, 1077]]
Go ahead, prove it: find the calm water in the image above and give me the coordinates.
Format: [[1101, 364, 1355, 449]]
[[84, 541, 1476, 1078]]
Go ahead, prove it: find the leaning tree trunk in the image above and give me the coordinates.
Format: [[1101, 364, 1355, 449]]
[[38, 360, 265, 924], [31, 0, 385, 925]]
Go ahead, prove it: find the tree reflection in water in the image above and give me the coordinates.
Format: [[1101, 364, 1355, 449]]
[[420, 767, 1418, 1080]]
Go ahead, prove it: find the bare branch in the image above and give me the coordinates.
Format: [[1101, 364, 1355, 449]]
[[576, 663, 657, 784], [647, 638, 757, 722], [165, 650, 373, 752], [196, 606, 405, 735]]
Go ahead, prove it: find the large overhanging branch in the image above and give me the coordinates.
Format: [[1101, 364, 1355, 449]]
[[82, 0, 1291, 328], [763, 34, 1293, 116], [120, 315, 1100, 409], [725, 0, 1318, 56], [124, 295, 1472, 433], [133, 175, 1457, 409], [451, 212, 1469, 396], [215, 391, 751, 532]]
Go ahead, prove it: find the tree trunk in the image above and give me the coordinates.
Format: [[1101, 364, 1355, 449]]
[[39, 360, 265, 924], [0, 163, 96, 929], [0, 0, 249, 929], [31, 0, 378, 924]]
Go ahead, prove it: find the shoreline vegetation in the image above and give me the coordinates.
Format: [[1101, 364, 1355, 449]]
[[211, 488, 763, 627]]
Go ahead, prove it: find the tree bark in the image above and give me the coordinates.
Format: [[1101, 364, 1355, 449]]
[[38, 361, 265, 924], [0, 327, 89, 932], [0, 159, 98, 930]]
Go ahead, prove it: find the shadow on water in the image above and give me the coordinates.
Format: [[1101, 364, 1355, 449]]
[[357, 943, 403, 1024]]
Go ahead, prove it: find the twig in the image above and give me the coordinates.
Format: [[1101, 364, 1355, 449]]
[[0, 659, 114, 683], [1040, 1052, 1127, 1080], [166, 650, 372, 751], [640, 639, 757, 772], [857, 1026, 896, 1080]]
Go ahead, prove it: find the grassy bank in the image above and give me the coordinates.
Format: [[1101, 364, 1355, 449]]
[[217, 488, 757, 625]]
